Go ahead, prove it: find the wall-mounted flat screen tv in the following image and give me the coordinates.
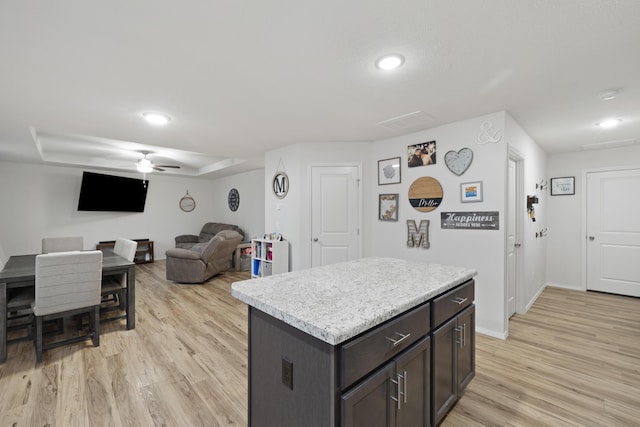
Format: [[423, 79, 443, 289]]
[[78, 171, 149, 212]]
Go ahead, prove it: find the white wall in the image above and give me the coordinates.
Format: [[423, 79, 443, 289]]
[[0, 161, 264, 258], [546, 145, 640, 289], [505, 113, 548, 313], [368, 112, 508, 337], [264, 142, 372, 271], [206, 168, 266, 242], [262, 111, 548, 338]]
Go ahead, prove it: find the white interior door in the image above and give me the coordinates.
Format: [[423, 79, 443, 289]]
[[311, 166, 360, 267], [506, 158, 519, 317], [586, 168, 640, 296]]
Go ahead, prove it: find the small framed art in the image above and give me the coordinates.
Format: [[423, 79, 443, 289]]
[[378, 157, 401, 185], [551, 176, 575, 195], [460, 181, 483, 203], [379, 193, 399, 221]]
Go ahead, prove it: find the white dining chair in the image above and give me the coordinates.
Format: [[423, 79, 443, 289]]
[[33, 250, 102, 363], [42, 236, 83, 253], [101, 238, 137, 317], [0, 243, 7, 270]]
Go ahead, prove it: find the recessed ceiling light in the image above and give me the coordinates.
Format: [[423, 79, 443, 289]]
[[375, 54, 405, 71], [142, 112, 171, 125], [597, 119, 622, 128]]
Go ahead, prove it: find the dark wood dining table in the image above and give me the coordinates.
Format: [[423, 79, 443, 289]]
[[0, 249, 135, 363]]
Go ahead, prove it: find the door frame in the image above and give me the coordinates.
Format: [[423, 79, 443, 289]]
[[581, 165, 640, 290], [308, 162, 363, 268], [507, 148, 525, 317]]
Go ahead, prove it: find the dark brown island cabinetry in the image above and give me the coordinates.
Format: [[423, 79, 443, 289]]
[[431, 280, 475, 426], [246, 279, 475, 427]]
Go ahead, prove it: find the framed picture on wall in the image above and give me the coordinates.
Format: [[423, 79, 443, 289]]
[[460, 181, 483, 203], [379, 193, 398, 221], [550, 176, 575, 195], [407, 141, 436, 167], [378, 157, 401, 185]]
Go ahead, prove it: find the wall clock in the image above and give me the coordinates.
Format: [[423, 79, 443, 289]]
[[228, 188, 240, 211], [179, 191, 196, 212], [444, 148, 473, 176]]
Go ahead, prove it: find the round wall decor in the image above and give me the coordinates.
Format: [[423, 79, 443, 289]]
[[179, 191, 196, 212], [272, 171, 289, 199], [228, 188, 240, 211], [408, 177, 443, 212]]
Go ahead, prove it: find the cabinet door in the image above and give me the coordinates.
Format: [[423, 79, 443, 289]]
[[395, 336, 431, 427], [457, 305, 475, 393], [341, 362, 396, 427], [431, 316, 457, 426]]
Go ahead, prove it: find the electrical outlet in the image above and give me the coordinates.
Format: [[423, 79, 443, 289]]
[[282, 358, 293, 390]]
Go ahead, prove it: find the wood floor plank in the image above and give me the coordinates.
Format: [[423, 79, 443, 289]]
[[1, 262, 639, 426]]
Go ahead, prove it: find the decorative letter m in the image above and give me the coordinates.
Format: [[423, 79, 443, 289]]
[[407, 220, 430, 249]]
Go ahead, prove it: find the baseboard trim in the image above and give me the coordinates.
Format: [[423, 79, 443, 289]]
[[546, 282, 585, 291], [476, 327, 507, 340]]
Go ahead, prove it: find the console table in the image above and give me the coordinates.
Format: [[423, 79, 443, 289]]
[[96, 239, 154, 264]]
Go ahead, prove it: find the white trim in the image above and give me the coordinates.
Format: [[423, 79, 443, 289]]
[[546, 281, 583, 291], [476, 327, 508, 340], [524, 283, 546, 313], [507, 146, 525, 327]]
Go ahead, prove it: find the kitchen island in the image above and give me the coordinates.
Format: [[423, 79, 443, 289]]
[[232, 257, 477, 426]]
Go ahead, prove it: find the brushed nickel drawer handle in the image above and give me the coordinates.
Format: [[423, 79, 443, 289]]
[[451, 297, 468, 305], [386, 332, 412, 347], [390, 371, 407, 410]]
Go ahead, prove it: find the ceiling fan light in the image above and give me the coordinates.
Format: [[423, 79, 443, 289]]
[[137, 158, 154, 173], [142, 112, 171, 125]]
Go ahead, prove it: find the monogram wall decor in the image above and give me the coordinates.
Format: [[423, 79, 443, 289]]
[[407, 220, 430, 249]]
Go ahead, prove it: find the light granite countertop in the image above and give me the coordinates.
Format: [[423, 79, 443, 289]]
[[231, 257, 477, 345]]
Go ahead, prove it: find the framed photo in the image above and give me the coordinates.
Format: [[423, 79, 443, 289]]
[[460, 181, 483, 203], [378, 157, 401, 185], [407, 141, 436, 168], [551, 176, 575, 195], [379, 193, 399, 221]]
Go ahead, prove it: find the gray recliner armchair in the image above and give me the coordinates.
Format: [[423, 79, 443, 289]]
[[175, 222, 244, 249], [165, 230, 244, 283]]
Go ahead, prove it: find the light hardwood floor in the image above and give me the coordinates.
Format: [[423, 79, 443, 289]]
[[1, 261, 639, 426]]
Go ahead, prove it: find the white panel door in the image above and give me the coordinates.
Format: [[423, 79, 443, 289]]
[[311, 166, 360, 267], [506, 158, 518, 317], [586, 168, 640, 296]]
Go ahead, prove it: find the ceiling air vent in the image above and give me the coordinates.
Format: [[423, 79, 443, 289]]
[[376, 110, 436, 131]]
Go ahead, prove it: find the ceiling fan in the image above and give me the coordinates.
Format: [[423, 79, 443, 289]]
[[136, 151, 181, 173]]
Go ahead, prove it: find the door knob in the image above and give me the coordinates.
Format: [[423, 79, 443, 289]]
[[514, 242, 521, 247], [313, 238, 319, 242], [589, 236, 595, 241]]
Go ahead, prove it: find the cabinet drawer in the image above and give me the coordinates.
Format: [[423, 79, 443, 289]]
[[340, 303, 430, 389], [431, 280, 474, 328]]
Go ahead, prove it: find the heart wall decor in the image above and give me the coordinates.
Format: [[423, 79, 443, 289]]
[[444, 148, 473, 176]]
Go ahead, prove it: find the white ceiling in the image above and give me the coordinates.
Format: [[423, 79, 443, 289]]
[[1, 1, 639, 179]]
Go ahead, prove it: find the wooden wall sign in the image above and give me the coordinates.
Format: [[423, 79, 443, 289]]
[[408, 177, 443, 212], [441, 211, 499, 230]]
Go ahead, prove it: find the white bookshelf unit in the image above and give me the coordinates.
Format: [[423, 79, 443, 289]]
[[251, 238, 289, 278]]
